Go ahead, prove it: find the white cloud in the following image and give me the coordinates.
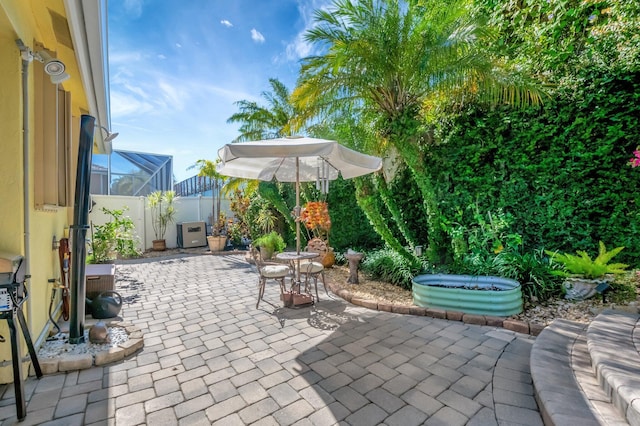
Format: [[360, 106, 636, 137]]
[[110, 90, 155, 118], [284, 0, 334, 61], [196, 82, 260, 104], [109, 1, 340, 180], [157, 80, 187, 111], [109, 51, 144, 65], [251, 28, 265, 43], [123, 0, 144, 19], [285, 33, 313, 61], [121, 82, 148, 99]]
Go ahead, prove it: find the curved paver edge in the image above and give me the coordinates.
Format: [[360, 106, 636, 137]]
[[325, 280, 544, 336]]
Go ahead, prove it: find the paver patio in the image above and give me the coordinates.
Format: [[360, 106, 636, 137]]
[[0, 253, 542, 425]]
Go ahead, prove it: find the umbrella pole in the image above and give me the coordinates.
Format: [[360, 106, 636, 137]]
[[296, 157, 300, 255], [295, 158, 302, 289]]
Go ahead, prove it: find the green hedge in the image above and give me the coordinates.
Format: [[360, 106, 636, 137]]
[[426, 70, 640, 265], [325, 177, 383, 252]]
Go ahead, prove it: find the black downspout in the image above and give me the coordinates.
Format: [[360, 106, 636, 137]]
[[69, 114, 95, 343]]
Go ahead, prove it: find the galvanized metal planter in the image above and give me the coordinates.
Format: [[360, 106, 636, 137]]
[[412, 274, 523, 316]]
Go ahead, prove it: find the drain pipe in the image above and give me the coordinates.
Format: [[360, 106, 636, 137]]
[[19, 42, 33, 331], [69, 114, 95, 344]]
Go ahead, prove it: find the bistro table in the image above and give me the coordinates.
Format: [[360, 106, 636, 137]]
[[275, 251, 319, 305]]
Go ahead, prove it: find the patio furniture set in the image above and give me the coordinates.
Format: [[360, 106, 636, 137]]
[[252, 244, 328, 309]]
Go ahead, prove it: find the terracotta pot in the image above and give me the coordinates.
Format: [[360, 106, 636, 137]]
[[152, 239, 166, 251], [281, 291, 294, 307], [207, 235, 227, 252], [281, 291, 313, 306], [321, 248, 335, 268], [307, 238, 335, 268]]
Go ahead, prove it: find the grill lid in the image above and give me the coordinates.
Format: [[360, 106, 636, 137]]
[[0, 252, 25, 286]]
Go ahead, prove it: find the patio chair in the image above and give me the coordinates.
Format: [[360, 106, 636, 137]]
[[251, 247, 290, 309], [295, 239, 328, 301]]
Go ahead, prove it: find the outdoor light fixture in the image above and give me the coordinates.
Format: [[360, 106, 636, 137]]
[[96, 125, 119, 142], [35, 50, 64, 75], [34, 50, 70, 84], [49, 72, 70, 84]]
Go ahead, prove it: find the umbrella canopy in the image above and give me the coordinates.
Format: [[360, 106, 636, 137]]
[[216, 136, 382, 255], [216, 136, 382, 182]]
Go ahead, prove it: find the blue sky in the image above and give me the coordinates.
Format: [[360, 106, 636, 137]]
[[105, 0, 331, 182]]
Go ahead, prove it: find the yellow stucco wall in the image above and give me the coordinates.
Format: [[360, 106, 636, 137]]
[[0, 0, 93, 383]]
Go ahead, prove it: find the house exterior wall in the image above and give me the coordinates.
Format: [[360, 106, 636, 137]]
[[0, 0, 96, 383]]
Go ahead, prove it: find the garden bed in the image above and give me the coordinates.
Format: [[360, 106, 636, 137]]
[[412, 274, 523, 316]]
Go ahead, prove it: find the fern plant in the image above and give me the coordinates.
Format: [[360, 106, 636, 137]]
[[545, 241, 628, 279]]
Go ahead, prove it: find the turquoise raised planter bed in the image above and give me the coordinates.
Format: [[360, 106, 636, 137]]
[[412, 274, 523, 316]]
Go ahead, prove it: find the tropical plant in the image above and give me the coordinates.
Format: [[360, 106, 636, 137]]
[[360, 248, 430, 289], [253, 231, 286, 259], [446, 207, 521, 272], [293, 0, 544, 264], [474, 0, 640, 78], [147, 190, 176, 241], [89, 207, 141, 263], [491, 249, 563, 302], [228, 223, 245, 247], [228, 189, 251, 244], [227, 78, 302, 141], [300, 201, 331, 242], [258, 182, 295, 234], [226, 79, 299, 237], [255, 205, 277, 235], [546, 242, 628, 279], [192, 159, 228, 235]]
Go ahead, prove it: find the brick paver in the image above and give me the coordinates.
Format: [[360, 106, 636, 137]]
[[0, 253, 542, 425]]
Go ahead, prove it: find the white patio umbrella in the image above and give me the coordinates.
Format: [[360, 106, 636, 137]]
[[216, 136, 382, 254]]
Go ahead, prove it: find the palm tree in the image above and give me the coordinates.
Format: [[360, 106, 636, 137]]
[[293, 0, 544, 262], [191, 159, 228, 234], [306, 107, 417, 261], [226, 78, 301, 233], [227, 78, 301, 141]]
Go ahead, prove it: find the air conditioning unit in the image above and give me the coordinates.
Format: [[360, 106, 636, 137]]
[[176, 221, 207, 248]]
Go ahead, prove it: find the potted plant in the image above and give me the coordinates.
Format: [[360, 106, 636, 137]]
[[207, 212, 228, 252], [253, 231, 286, 260], [229, 189, 251, 250], [228, 222, 245, 249], [546, 241, 628, 300], [191, 159, 230, 252], [300, 201, 335, 267], [147, 190, 176, 251]]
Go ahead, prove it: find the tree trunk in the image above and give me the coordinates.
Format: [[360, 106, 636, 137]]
[[354, 177, 415, 263], [374, 173, 416, 248], [215, 179, 221, 229], [390, 132, 447, 265]]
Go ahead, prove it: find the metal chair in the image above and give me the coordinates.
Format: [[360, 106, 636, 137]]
[[295, 239, 328, 301], [251, 247, 290, 308]]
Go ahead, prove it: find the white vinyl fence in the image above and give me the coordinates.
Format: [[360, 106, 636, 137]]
[[89, 195, 232, 251]]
